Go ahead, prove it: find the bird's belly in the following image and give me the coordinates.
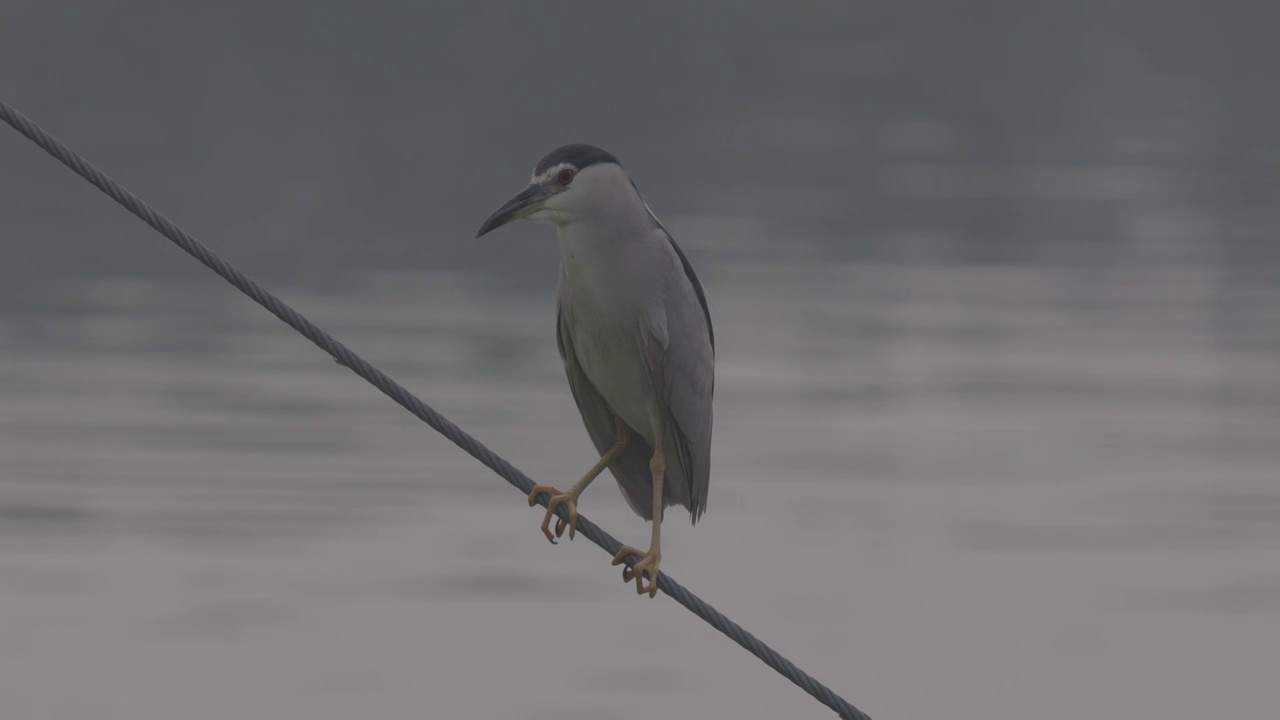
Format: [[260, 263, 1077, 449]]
[[568, 313, 657, 443]]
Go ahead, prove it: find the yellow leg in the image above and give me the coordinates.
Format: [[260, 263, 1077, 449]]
[[528, 417, 629, 543], [611, 436, 664, 598]]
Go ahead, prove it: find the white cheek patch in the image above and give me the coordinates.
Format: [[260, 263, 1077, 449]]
[[530, 162, 575, 186]]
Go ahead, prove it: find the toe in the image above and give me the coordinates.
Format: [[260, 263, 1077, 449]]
[[634, 571, 657, 596], [564, 505, 578, 540], [527, 484, 562, 507], [546, 496, 578, 540], [540, 518, 557, 544], [621, 556, 660, 596], [539, 507, 561, 544], [611, 545, 643, 567]]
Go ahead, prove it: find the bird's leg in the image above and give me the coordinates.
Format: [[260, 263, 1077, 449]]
[[611, 437, 664, 598], [528, 417, 629, 543]]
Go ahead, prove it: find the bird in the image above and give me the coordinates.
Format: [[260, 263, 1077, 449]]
[[475, 144, 714, 597]]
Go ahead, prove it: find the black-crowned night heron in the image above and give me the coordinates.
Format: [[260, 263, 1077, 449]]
[[476, 144, 714, 597]]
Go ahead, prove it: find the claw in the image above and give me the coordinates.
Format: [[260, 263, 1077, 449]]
[[527, 484, 580, 544], [611, 544, 661, 598], [546, 494, 579, 541]]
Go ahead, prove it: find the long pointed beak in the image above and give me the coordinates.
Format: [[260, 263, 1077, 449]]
[[475, 183, 555, 238]]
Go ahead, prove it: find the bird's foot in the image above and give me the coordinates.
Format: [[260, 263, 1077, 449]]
[[611, 545, 661, 598], [527, 485, 581, 543]]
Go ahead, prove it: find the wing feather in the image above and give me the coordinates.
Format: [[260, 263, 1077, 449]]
[[642, 230, 715, 523]]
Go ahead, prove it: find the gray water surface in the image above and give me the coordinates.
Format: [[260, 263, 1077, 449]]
[[3, 258, 1277, 719]]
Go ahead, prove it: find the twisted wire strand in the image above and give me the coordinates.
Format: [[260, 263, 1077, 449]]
[[1, 99, 871, 720]]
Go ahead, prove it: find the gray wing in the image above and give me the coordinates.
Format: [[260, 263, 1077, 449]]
[[641, 229, 715, 524], [556, 305, 664, 520]]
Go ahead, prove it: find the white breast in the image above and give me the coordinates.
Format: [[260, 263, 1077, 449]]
[[558, 232, 666, 443]]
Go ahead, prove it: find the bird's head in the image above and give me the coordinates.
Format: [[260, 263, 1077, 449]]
[[475, 144, 630, 237]]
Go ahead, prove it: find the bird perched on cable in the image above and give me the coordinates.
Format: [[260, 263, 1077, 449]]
[[476, 144, 714, 597]]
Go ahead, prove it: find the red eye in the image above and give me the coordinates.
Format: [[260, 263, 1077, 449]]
[[557, 169, 575, 186]]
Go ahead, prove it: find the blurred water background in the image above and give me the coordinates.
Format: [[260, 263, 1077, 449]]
[[2, 3, 1278, 719]]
